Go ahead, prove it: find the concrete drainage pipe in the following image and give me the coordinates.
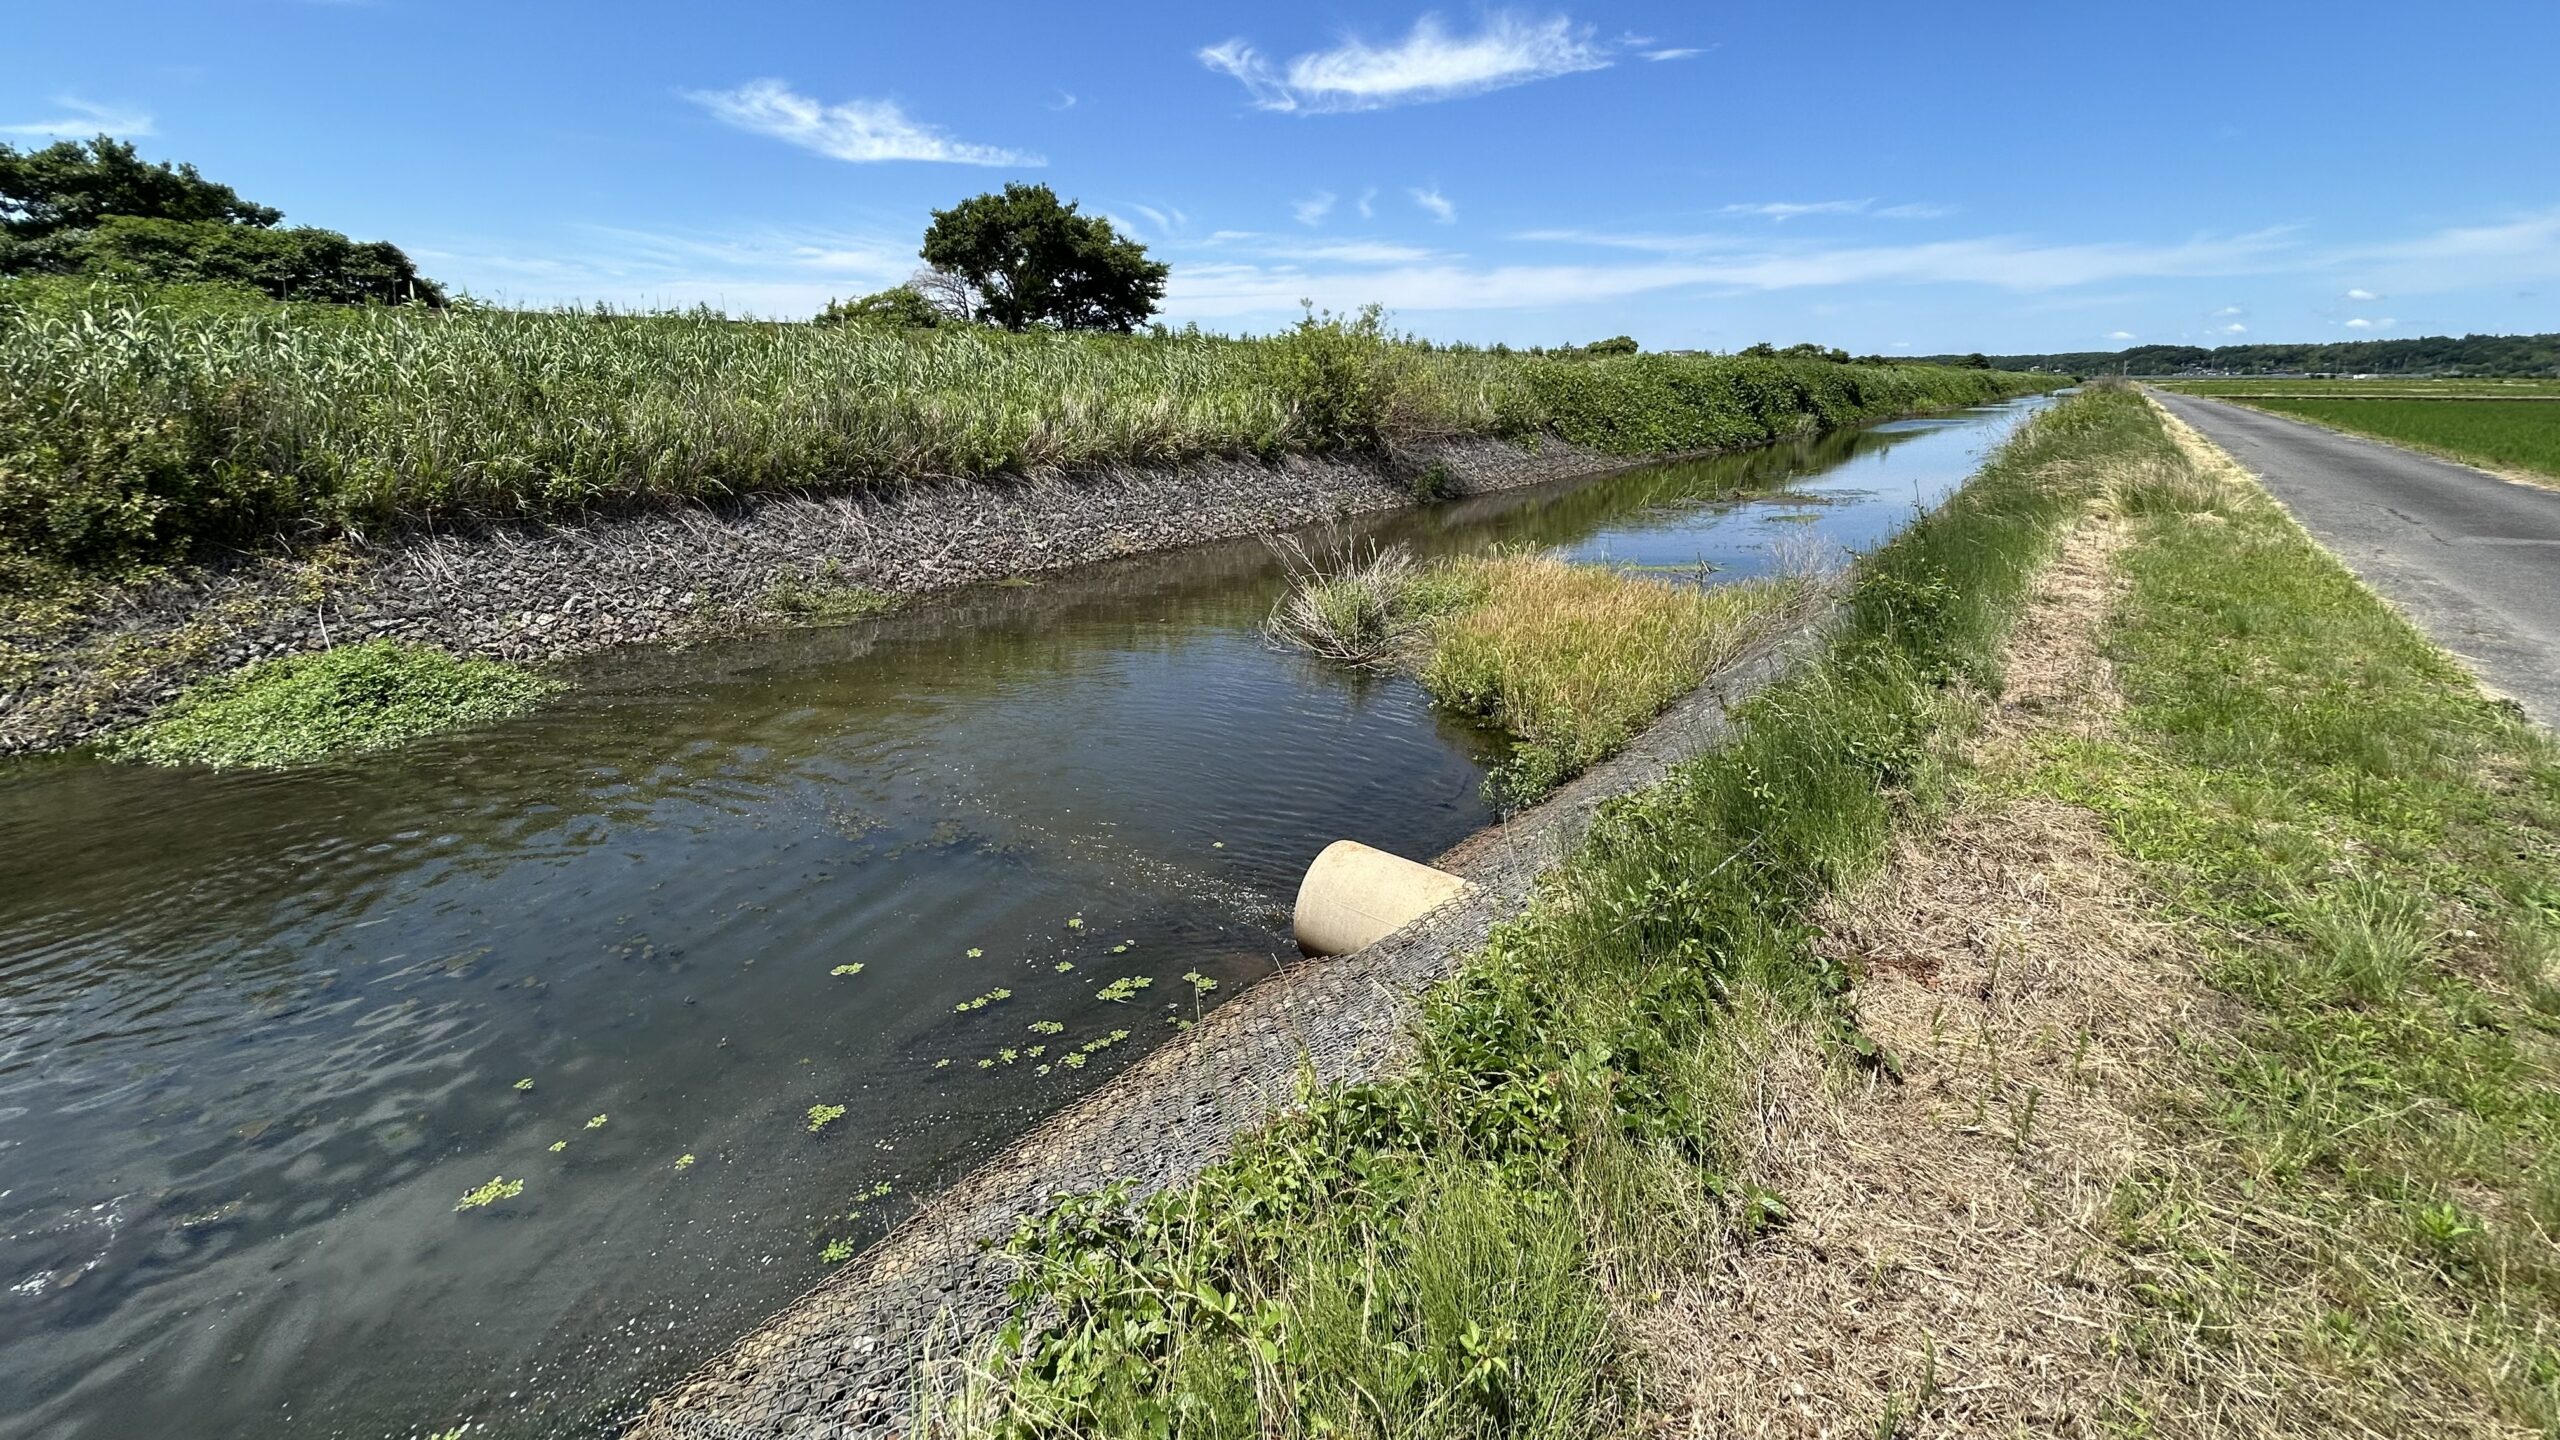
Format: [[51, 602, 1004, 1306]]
[[1292, 840, 1471, 957]]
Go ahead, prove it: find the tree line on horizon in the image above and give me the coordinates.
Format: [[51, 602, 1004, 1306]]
[[1922, 333, 2560, 378]]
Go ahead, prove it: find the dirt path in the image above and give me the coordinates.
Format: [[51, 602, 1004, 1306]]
[[1629, 512, 2214, 1437]]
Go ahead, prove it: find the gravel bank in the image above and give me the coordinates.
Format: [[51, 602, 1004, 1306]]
[[2, 436, 1619, 756], [624, 611, 1835, 1440]]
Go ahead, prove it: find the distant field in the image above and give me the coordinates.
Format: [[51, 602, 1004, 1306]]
[[2161, 377, 2560, 399], [2224, 395, 2560, 481]]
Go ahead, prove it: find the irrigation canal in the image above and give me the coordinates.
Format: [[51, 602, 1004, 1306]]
[[0, 394, 2048, 1439]]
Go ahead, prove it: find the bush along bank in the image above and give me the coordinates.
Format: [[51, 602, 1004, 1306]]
[[1267, 545, 1821, 807], [931, 388, 2130, 1436]]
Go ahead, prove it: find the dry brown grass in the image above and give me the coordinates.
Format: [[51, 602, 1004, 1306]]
[[1627, 515, 2221, 1438]]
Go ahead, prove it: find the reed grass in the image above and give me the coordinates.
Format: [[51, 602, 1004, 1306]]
[[0, 278, 2049, 575]]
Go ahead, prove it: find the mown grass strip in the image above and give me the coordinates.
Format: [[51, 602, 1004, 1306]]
[[105, 638, 555, 768], [931, 388, 2138, 1437], [2017, 404, 2560, 1433]]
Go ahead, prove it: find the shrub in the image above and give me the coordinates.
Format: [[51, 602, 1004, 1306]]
[[1261, 304, 1419, 451]]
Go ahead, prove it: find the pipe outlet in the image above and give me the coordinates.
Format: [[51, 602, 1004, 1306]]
[[1292, 840, 1471, 957]]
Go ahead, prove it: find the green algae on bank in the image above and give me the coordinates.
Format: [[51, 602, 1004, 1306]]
[[105, 638, 556, 768]]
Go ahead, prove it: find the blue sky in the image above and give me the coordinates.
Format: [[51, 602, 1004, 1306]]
[[9, 2, 2557, 352]]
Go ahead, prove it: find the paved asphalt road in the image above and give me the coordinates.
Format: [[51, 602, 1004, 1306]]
[[2151, 390, 2560, 730]]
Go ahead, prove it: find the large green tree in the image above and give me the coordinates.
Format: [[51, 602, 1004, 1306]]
[[920, 183, 1167, 332], [0, 136, 439, 304], [77, 215, 444, 306]]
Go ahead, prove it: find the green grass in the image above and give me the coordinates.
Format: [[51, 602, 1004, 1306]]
[[1265, 545, 1813, 805], [0, 278, 2050, 574], [2160, 377, 2560, 399], [2221, 394, 2560, 481], [1414, 552, 1812, 805], [2018, 407, 2560, 1432], [104, 637, 555, 767], [936, 387, 2128, 1438]]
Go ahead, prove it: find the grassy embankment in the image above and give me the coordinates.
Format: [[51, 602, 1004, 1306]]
[[2024, 408, 2560, 1432], [936, 382, 2560, 1436], [1268, 546, 1817, 805], [1, 281, 2046, 765], [933, 387, 2118, 1435], [2159, 377, 2560, 483]]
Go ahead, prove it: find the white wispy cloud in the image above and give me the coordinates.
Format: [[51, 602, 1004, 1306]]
[[2345, 286, 2380, 300], [1720, 199, 1873, 221], [2211, 305, 2245, 316], [1293, 191, 1336, 226], [1, 95, 154, 138], [683, 79, 1040, 166], [1411, 186, 1456, 223], [1158, 227, 2307, 323], [1716, 198, 1952, 223], [1642, 47, 1702, 61], [1357, 187, 1378, 219], [1518, 226, 2300, 289], [2106, 330, 2137, 340], [422, 223, 918, 317], [2220, 322, 2248, 334], [1199, 13, 1611, 113], [2343, 316, 2397, 330]]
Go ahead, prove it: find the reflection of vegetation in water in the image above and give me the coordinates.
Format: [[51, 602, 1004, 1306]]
[[107, 639, 554, 769]]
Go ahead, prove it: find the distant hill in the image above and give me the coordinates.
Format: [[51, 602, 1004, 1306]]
[[1915, 333, 2560, 378]]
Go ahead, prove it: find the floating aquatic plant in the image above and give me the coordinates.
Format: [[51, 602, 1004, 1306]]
[[966, 947, 984, 958], [455, 1177, 522, 1212], [1095, 975, 1155, 1003], [547, 1140, 566, 1154], [1182, 970, 1219, 993], [584, 1114, 608, 1130], [1028, 1020, 1064, 1036], [821, 1239, 854, 1264], [806, 1104, 846, 1133], [675, 1154, 696, 1170], [512, 1078, 534, 1091], [831, 963, 866, 977]]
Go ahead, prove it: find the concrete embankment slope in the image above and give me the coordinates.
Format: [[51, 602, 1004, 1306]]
[[627, 614, 1836, 1440], [2151, 390, 2560, 729]]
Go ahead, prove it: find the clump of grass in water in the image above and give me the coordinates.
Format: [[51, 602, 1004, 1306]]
[[105, 638, 554, 768], [1267, 539, 1818, 805], [763, 562, 902, 623], [1420, 552, 1816, 804]]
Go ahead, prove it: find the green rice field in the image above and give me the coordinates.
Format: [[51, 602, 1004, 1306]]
[[2209, 392, 2560, 481]]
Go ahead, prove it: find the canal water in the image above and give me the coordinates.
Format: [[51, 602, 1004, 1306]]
[[0, 396, 2045, 1439]]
